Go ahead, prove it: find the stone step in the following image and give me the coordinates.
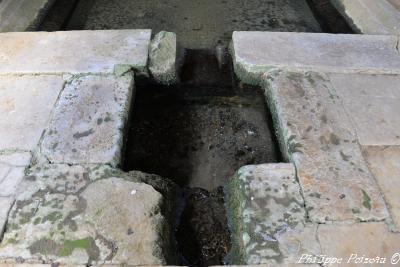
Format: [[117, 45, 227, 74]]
[[231, 32, 400, 84], [0, 30, 151, 75]]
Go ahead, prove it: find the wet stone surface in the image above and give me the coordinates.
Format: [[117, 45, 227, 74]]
[[176, 187, 231, 266], [62, 0, 321, 48], [0, 164, 175, 265]]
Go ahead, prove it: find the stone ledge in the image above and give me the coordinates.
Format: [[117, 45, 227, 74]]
[[0, 0, 55, 32], [330, 0, 400, 34], [231, 32, 400, 84], [262, 70, 389, 223], [39, 74, 134, 167], [0, 30, 151, 75]]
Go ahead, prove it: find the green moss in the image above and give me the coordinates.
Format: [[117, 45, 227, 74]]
[[59, 238, 100, 262], [42, 211, 63, 223], [33, 217, 42, 225], [362, 190, 371, 210]]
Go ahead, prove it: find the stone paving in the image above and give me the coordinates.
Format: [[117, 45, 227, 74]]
[[0, 30, 179, 266], [230, 31, 400, 265]]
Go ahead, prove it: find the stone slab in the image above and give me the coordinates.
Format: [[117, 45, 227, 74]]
[[0, 168, 25, 197], [0, 0, 55, 32], [328, 73, 400, 146], [318, 222, 400, 266], [0, 75, 65, 152], [40, 74, 134, 167], [263, 71, 388, 223], [149, 31, 177, 85], [0, 164, 172, 265], [0, 153, 31, 167], [232, 32, 400, 84], [0, 196, 14, 240], [225, 164, 320, 265], [330, 0, 400, 34], [363, 146, 400, 231], [0, 30, 151, 75]]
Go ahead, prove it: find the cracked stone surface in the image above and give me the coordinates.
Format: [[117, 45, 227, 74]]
[[0, 196, 14, 240], [231, 32, 400, 84], [225, 163, 319, 265], [328, 73, 400, 146], [149, 31, 177, 85], [0, 164, 174, 265], [363, 146, 400, 231], [0, 30, 151, 75], [263, 71, 388, 223], [40, 74, 134, 167], [0, 75, 65, 152]]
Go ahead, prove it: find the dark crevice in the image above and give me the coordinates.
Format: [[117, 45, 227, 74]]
[[306, 0, 354, 33]]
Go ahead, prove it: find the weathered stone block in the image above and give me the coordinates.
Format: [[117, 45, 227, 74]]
[[0, 30, 151, 75], [263, 71, 388, 223], [0, 168, 25, 197], [231, 32, 400, 84], [328, 73, 400, 146], [40, 74, 134, 167], [149, 31, 177, 85], [0, 75, 65, 152], [363, 146, 400, 231], [225, 163, 319, 264], [0, 164, 174, 265], [318, 222, 400, 265], [330, 0, 400, 34]]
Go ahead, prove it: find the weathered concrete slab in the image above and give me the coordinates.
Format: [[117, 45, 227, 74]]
[[0, 75, 65, 152], [263, 71, 388, 223], [232, 32, 400, 84], [0, 30, 151, 75], [363, 146, 400, 231], [0, 164, 173, 265], [40, 74, 134, 167], [328, 73, 400, 146], [0, 0, 55, 32], [330, 0, 400, 34], [149, 31, 177, 85], [0, 196, 14, 239], [318, 222, 400, 265], [226, 164, 320, 264]]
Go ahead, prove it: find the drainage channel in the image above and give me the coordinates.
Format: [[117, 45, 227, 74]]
[[37, 1, 354, 266], [124, 49, 281, 266]]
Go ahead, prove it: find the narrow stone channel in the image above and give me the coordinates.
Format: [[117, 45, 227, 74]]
[[36, 1, 353, 266]]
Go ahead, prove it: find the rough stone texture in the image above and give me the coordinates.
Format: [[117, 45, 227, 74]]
[[363, 146, 400, 231], [0, 30, 151, 75], [226, 164, 319, 265], [231, 32, 400, 84], [40, 74, 134, 167], [0, 0, 55, 32], [0, 164, 173, 265], [328, 73, 400, 146], [330, 0, 400, 34], [318, 222, 400, 265], [0, 75, 65, 152], [0, 196, 14, 239], [263, 71, 388, 223], [149, 31, 177, 85]]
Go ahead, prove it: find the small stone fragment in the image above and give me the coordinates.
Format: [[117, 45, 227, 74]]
[[149, 31, 177, 85]]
